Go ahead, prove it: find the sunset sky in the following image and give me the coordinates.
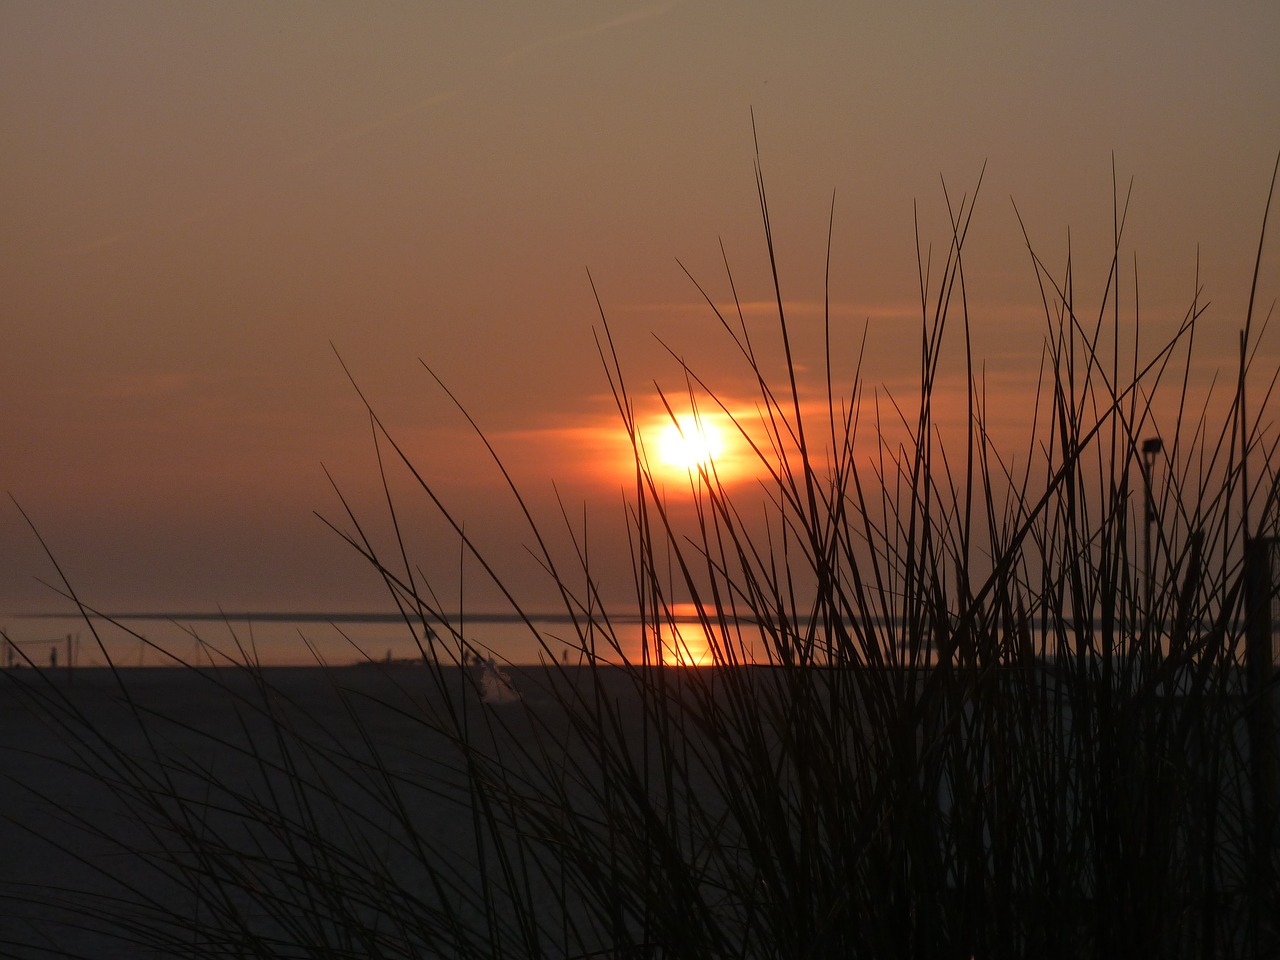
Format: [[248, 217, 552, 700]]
[[3, 2, 1279, 634]]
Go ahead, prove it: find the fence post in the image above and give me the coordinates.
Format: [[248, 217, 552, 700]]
[[1244, 536, 1277, 950]]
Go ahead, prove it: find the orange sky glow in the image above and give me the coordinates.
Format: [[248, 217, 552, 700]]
[[2, 2, 1278, 663]]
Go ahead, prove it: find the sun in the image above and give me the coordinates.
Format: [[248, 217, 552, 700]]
[[657, 414, 725, 472]]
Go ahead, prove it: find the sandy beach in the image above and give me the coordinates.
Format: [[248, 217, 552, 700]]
[[3, 654, 1274, 958], [2, 663, 590, 958], [4, 660, 755, 957]]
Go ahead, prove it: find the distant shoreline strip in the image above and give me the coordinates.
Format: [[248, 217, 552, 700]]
[[21, 611, 743, 626], [21, 611, 1211, 635]]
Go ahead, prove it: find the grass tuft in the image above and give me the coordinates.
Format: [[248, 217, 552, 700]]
[[5, 153, 1280, 958]]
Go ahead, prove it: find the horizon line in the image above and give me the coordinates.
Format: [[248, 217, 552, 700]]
[[16, 610, 708, 625]]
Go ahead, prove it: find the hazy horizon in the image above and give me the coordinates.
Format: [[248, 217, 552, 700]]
[[4, 2, 1279, 657]]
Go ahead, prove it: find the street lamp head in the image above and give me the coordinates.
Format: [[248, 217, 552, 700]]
[[1142, 437, 1163, 455]]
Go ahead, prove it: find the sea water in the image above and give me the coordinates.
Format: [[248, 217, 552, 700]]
[[0, 609, 721, 668], [6, 608, 1274, 670]]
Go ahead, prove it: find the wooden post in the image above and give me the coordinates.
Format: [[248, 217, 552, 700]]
[[1244, 536, 1277, 949]]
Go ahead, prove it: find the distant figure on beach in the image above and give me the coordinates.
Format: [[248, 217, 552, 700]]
[[478, 657, 520, 704], [50, 647, 57, 669]]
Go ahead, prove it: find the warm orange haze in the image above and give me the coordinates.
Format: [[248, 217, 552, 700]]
[[5, 8, 1280, 955], [2, 2, 1279, 664]]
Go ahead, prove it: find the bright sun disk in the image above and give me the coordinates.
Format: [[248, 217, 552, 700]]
[[657, 414, 724, 471]]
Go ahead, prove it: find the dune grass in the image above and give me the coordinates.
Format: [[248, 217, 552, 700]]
[[5, 153, 1280, 958]]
